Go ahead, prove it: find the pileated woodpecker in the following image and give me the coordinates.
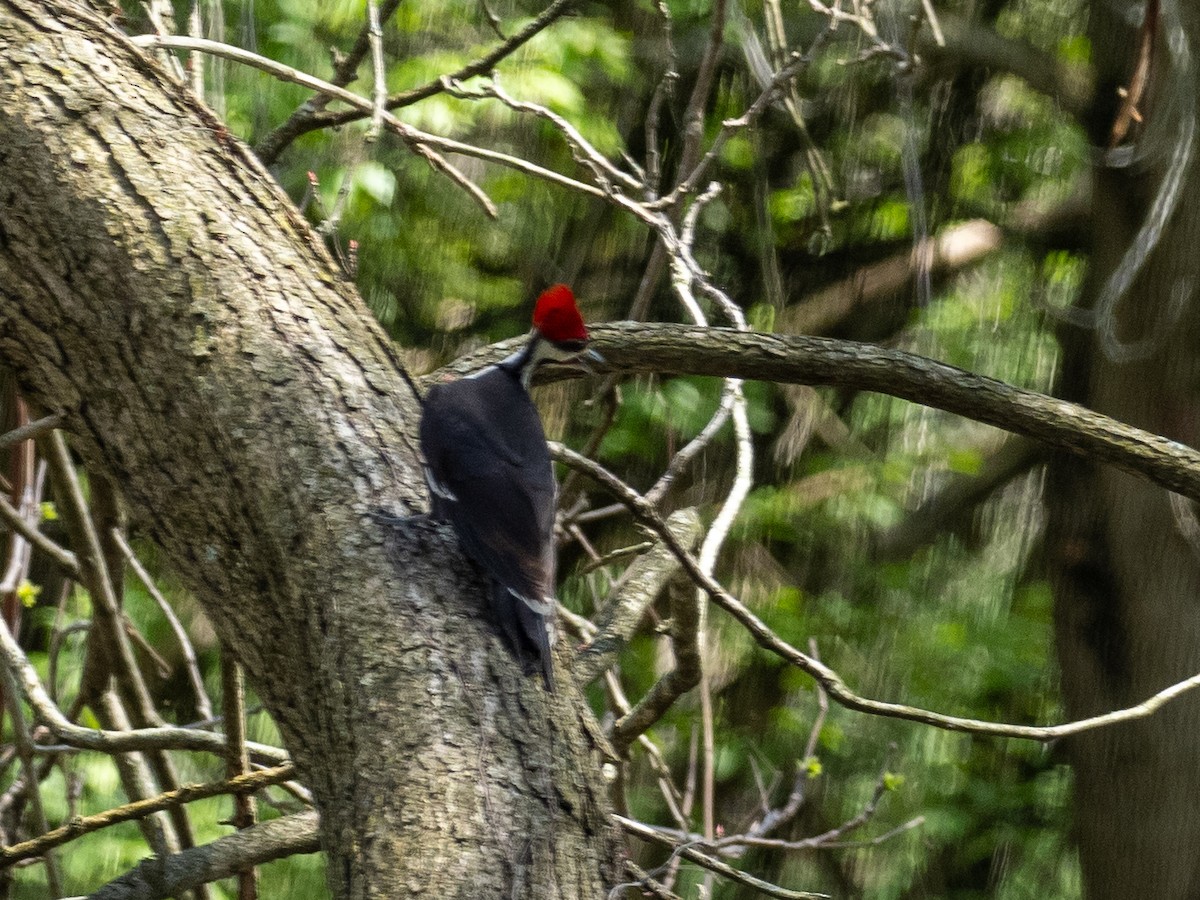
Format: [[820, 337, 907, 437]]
[[419, 285, 592, 690]]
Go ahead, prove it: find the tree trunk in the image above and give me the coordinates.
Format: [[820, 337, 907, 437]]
[[0, 2, 617, 896], [1050, 2, 1200, 895]]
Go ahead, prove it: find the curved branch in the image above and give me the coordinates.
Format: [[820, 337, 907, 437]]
[[0, 609, 287, 763], [437, 322, 1200, 505], [552, 443, 1200, 741]]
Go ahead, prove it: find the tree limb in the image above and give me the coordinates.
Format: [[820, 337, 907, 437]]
[[0, 764, 296, 866], [553, 444, 1200, 741], [89, 811, 321, 900], [433, 322, 1200, 506]]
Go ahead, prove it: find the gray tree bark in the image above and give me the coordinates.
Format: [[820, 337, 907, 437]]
[[0, 2, 617, 897], [1050, 2, 1200, 896]]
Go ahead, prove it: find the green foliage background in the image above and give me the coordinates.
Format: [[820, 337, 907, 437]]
[[6, 0, 1096, 896]]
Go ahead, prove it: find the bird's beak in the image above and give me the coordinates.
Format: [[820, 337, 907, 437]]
[[577, 347, 605, 374]]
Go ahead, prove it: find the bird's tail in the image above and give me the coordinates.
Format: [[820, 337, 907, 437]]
[[489, 581, 555, 691]]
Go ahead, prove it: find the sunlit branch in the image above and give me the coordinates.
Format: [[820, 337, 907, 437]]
[[130, 35, 501, 219], [0, 763, 296, 865], [444, 75, 644, 193], [254, 0, 403, 161]]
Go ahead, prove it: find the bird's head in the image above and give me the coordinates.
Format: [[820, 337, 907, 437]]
[[532, 284, 591, 362]]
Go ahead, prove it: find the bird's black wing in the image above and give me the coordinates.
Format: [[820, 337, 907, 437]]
[[420, 372, 557, 622]]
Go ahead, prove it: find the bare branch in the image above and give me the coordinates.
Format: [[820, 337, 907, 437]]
[[89, 810, 320, 900], [0, 608, 287, 762], [551, 443, 1200, 741], [255, 0, 578, 162], [575, 508, 702, 684], [111, 528, 213, 721], [424, 322, 1200, 507], [614, 815, 827, 900], [0, 763, 295, 866]]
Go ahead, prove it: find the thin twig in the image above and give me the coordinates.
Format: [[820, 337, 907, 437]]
[[221, 649, 257, 900], [255, 0, 578, 161], [42, 431, 155, 719], [716, 748, 902, 854], [615, 815, 827, 899], [734, 640, 829, 848], [0, 488, 77, 577], [365, 1, 387, 143], [0, 661, 63, 894], [550, 443, 1200, 741], [449, 76, 643, 193], [111, 528, 213, 721], [0, 763, 295, 866]]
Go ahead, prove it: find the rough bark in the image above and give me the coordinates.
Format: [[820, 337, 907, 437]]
[[0, 2, 617, 897], [1049, 2, 1200, 896]]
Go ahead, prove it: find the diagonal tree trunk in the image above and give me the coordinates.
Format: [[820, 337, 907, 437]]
[[0, 2, 617, 896]]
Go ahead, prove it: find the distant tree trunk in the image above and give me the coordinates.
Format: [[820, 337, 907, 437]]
[[1049, 2, 1200, 895], [0, 2, 617, 897]]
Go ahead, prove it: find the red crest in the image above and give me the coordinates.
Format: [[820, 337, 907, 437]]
[[532, 284, 588, 343]]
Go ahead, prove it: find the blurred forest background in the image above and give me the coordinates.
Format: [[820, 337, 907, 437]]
[[3, 0, 1181, 896]]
